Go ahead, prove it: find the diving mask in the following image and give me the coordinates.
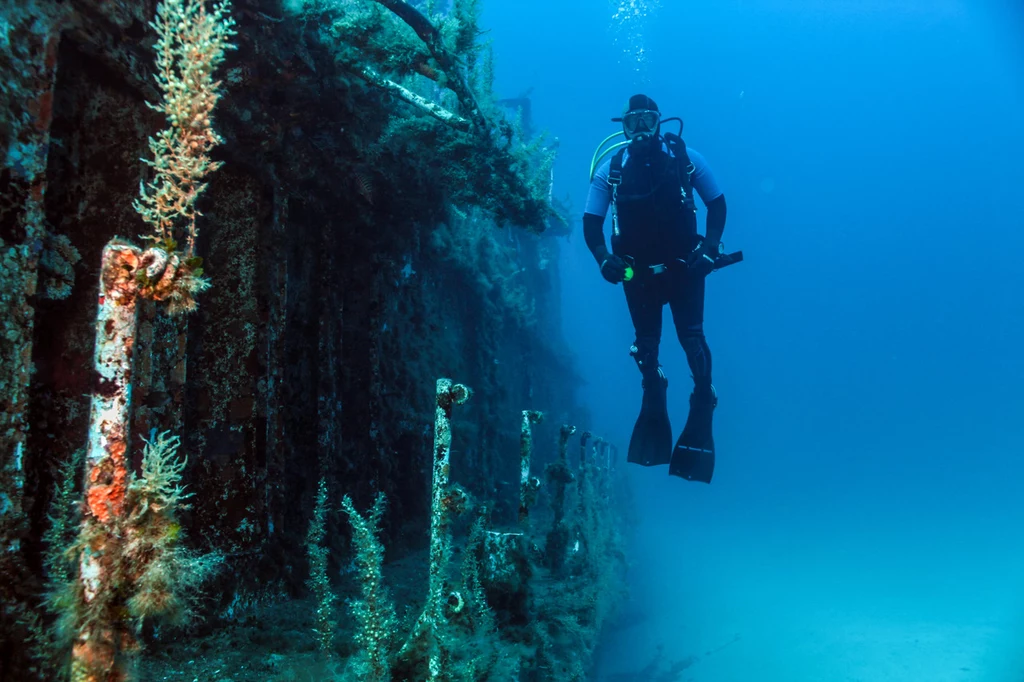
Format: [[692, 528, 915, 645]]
[[622, 109, 660, 139]]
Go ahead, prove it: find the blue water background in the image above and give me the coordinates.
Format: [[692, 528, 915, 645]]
[[484, 1, 1024, 679]]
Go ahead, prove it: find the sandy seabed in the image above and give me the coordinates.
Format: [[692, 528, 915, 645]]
[[594, 465, 1024, 682]]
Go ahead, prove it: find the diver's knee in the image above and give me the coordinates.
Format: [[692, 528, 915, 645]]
[[629, 341, 661, 380], [678, 329, 711, 370], [678, 329, 706, 353]]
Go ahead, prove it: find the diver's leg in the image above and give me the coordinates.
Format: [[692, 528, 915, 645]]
[[623, 278, 663, 380], [669, 273, 712, 396], [668, 271, 717, 482], [623, 278, 673, 466]]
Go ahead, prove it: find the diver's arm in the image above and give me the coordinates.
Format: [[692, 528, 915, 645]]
[[583, 162, 627, 283], [584, 211, 627, 283], [686, 147, 726, 246], [583, 212, 610, 263], [705, 193, 726, 247]]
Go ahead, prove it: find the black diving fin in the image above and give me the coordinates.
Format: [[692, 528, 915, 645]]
[[627, 370, 673, 466], [669, 386, 718, 483]]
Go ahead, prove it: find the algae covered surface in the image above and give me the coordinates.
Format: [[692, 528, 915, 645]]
[[0, 0, 630, 680]]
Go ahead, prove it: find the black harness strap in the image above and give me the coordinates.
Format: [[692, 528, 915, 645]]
[[663, 132, 697, 213]]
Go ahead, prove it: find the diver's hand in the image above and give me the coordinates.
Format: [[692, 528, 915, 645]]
[[598, 252, 628, 284], [686, 239, 720, 277]]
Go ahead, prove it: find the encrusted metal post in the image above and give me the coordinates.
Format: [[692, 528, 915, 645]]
[[543, 424, 576, 571], [425, 378, 471, 680], [519, 410, 544, 526], [72, 242, 190, 680], [551, 424, 575, 526], [73, 241, 144, 681], [84, 242, 142, 517]]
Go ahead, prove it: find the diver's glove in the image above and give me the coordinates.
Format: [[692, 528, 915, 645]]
[[686, 238, 722, 277], [596, 248, 628, 284]]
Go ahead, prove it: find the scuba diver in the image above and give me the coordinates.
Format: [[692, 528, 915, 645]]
[[583, 94, 740, 483]]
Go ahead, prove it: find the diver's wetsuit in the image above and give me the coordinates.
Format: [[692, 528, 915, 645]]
[[583, 140, 726, 395]]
